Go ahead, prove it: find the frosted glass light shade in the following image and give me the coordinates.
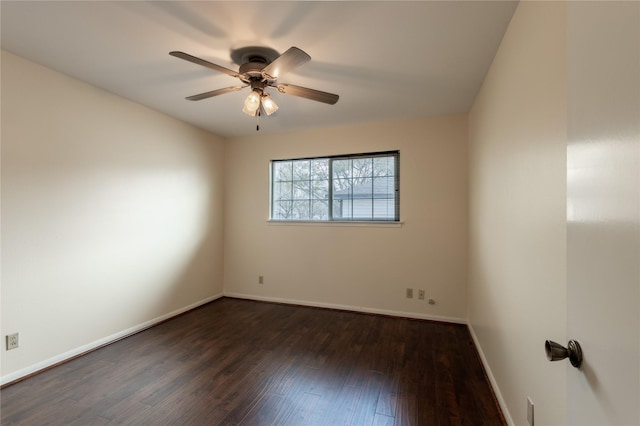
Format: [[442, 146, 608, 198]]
[[261, 94, 279, 116], [242, 90, 261, 116]]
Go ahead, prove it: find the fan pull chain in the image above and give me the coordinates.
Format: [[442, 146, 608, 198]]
[[256, 109, 261, 131]]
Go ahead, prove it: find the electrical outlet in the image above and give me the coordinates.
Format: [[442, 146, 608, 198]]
[[406, 288, 413, 298], [428, 298, 435, 305], [258, 275, 264, 284], [6, 333, 19, 350], [527, 397, 534, 426], [418, 289, 425, 300]]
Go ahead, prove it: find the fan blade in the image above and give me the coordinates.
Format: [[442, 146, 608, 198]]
[[276, 84, 339, 105], [262, 47, 311, 79], [170, 51, 238, 78], [185, 86, 245, 101]]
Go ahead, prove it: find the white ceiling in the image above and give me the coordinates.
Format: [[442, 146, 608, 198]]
[[1, 1, 518, 138]]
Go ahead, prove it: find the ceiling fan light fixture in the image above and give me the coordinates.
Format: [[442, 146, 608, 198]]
[[261, 93, 279, 116], [242, 89, 261, 116]]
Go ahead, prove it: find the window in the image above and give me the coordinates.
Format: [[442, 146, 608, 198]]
[[271, 151, 399, 222]]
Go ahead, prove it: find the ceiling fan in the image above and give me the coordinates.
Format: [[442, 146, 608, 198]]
[[169, 46, 339, 120]]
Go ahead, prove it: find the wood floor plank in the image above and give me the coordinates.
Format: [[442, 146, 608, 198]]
[[349, 370, 386, 426], [376, 391, 398, 418], [0, 298, 506, 425], [395, 393, 418, 426], [280, 391, 322, 426], [373, 413, 396, 426]]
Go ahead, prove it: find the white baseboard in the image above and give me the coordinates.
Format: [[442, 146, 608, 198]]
[[223, 292, 467, 324], [1, 293, 224, 387], [468, 323, 514, 426]]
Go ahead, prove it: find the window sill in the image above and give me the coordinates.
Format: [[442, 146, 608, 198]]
[[267, 220, 403, 228]]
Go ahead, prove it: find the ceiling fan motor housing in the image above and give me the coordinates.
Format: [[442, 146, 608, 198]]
[[239, 61, 272, 84], [233, 46, 281, 84]]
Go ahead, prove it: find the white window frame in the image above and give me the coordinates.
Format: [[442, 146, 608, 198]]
[[269, 151, 400, 223]]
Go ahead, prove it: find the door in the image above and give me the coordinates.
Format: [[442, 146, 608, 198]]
[[566, 2, 640, 425]]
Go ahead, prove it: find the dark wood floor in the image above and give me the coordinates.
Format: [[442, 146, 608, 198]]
[[1, 298, 505, 426]]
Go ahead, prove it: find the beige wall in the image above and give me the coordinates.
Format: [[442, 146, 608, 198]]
[[1, 51, 226, 382], [224, 115, 468, 322], [468, 2, 567, 425]]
